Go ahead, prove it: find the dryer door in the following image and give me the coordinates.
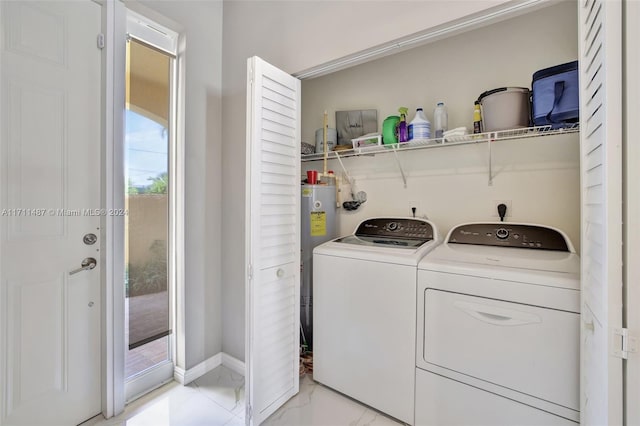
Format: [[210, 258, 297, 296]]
[[422, 289, 579, 411]]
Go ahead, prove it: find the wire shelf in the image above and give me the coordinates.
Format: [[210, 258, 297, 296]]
[[301, 123, 579, 162]]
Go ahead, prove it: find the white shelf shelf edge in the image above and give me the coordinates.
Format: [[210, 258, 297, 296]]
[[301, 124, 580, 162]]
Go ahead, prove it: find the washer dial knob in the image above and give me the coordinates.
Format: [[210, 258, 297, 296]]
[[496, 228, 509, 240]]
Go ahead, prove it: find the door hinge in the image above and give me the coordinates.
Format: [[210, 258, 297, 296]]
[[97, 33, 105, 49], [246, 403, 252, 420], [248, 264, 254, 281], [613, 328, 638, 359]]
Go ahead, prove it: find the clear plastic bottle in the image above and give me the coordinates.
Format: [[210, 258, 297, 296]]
[[433, 102, 448, 139], [408, 108, 431, 140]]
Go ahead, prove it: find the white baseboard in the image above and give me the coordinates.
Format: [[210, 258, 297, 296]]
[[174, 353, 222, 385], [221, 353, 245, 376], [173, 352, 245, 385]]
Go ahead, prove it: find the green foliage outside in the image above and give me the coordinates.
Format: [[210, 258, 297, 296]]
[[127, 172, 168, 195], [127, 239, 167, 297], [127, 178, 139, 195]]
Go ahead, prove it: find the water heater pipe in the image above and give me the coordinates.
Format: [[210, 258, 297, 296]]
[[323, 110, 328, 177]]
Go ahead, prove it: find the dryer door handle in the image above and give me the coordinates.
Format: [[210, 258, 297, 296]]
[[454, 301, 542, 327]]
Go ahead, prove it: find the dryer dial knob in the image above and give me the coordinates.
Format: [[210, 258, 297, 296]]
[[387, 222, 399, 231], [496, 228, 509, 240]]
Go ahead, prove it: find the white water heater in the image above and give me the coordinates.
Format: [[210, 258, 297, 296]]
[[301, 182, 337, 350]]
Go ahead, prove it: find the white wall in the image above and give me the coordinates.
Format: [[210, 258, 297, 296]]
[[135, 0, 224, 370], [301, 1, 578, 143], [301, 1, 580, 247], [221, 0, 528, 362]]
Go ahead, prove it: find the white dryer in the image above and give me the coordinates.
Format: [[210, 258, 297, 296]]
[[314, 217, 441, 425], [415, 222, 580, 426]]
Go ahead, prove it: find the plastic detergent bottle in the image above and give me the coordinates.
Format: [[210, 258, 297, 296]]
[[408, 108, 431, 140], [398, 107, 409, 142], [434, 102, 448, 138]]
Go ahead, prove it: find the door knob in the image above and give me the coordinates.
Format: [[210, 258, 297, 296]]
[[69, 257, 97, 275]]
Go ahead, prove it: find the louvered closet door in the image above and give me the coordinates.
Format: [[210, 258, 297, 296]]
[[579, 0, 623, 424], [245, 56, 301, 426]]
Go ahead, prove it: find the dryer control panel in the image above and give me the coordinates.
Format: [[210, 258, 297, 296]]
[[448, 223, 569, 251], [355, 218, 434, 241]]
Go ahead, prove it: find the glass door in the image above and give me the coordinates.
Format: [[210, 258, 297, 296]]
[[124, 11, 178, 399]]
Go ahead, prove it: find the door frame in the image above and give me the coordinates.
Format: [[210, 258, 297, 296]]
[[100, 0, 126, 418], [624, 0, 640, 423], [123, 7, 181, 403], [100, 0, 187, 418]]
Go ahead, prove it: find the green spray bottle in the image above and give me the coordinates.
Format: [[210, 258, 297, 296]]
[[398, 107, 409, 142]]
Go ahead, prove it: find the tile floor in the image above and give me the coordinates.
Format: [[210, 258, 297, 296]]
[[84, 365, 404, 426]]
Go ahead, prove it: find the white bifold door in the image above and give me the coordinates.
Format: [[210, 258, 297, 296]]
[[578, 0, 623, 424], [245, 56, 301, 426]]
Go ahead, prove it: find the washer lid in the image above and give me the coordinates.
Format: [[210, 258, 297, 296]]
[[314, 237, 440, 266], [314, 218, 441, 266], [334, 235, 427, 249]]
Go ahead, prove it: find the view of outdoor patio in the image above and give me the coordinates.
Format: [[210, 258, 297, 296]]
[[125, 36, 171, 377]]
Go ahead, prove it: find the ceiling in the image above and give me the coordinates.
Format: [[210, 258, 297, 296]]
[[126, 39, 170, 125]]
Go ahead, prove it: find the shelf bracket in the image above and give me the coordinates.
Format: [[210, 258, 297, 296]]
[[392, 145, 408, 188], [487, 132, 496, 186]]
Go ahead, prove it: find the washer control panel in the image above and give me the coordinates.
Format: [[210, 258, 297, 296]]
[[355, 218, 434, 241], [448, 223, 569, 251]]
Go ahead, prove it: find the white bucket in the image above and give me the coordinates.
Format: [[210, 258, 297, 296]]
[[315, 128, 337, 153], [479, 87, 530, 132]]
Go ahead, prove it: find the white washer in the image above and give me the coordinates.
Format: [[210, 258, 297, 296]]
[[416, 222, 580, 426], [314, 217, 441, 425]]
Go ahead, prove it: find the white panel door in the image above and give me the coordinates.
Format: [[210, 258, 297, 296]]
[[578, 0, 623, 424], [0, 2, 102, 425], [245, 56, 300, 426]]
